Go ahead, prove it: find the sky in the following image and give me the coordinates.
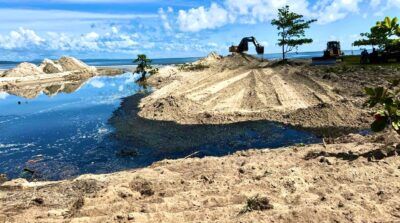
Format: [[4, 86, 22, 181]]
[[0, 0, 399, 60]]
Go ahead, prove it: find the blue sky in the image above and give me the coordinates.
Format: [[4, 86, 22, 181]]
[[0, 0, 398, 60]]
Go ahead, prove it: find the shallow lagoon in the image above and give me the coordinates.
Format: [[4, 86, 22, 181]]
[[0, 73, 321, 180]]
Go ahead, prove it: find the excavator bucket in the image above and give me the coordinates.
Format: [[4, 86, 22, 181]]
[[256, 46, 264, 55], [229, 46, 238, 53]]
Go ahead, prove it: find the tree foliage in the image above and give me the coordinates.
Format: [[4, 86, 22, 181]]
[[134, 54, 158, 82], [354, 16, 400, 50], [271, 5, 316, 60], [365, 79, 400, 134]]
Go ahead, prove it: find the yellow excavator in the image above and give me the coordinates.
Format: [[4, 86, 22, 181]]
[[312, 41, 344, 64], [229, 37, 264, 55]]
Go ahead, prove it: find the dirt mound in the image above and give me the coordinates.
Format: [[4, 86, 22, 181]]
[[2, 62, 44, 77], [1, 57, 97, 78], [39, 59, 64, 74], [1, 138, 399, 222], [194, 52, 223, 66], [58, 56, 95, 72], [141, 55, 368, 130]]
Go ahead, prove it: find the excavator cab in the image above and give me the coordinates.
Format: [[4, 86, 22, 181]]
[[229, 37, 264, 55]]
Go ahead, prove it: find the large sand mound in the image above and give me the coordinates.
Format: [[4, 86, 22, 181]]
[[141, 53, 368, 130]]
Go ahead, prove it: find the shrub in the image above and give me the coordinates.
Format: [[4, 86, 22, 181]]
[[239, 195, 273, 214], [365, 79, 400, 133]]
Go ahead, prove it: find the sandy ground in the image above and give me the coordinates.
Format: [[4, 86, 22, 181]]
[[140, 54, 371, 132], [0, 133, 399, 223]]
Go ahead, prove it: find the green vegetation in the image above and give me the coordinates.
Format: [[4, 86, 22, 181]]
[[271, 5, 316, 61], [339, 55, 400, 68], [178, 63, 209, 71], [239, 195, 273, 215], [365, 80, 400, 134], [133, 54, 158, 82], [354, 16, 400, 50]]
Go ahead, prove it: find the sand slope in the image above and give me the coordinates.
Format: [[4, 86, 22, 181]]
[[1, 135, 399, 222], [140, 54, 368, 130]]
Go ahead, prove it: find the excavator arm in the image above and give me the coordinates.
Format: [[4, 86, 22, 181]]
[[230, 36, 265, 55]]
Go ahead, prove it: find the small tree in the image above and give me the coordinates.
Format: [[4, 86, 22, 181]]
[[271, 5, 317, 61], [133, 54, 158, 82], [354, 16, 400, 50]]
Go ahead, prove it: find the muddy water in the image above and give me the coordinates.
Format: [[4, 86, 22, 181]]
[[0, 73, 321, 180]]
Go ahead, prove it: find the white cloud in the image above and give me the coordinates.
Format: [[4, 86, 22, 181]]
[[370, 0, 400, 16], [370, 0, 381, 7], [85, 32, 100, 40], [0, 27, 140, 53], [225, 0, 311, 23], [0, 28, 44, 49], [385, 0, 400, 9], [314, 0, 363, 24], [48, 0, 157, 2], [177, 3, 229, 32], [0, 8, 157, 22], [177, 0, 366, 31], [158, 8, 173, 31]]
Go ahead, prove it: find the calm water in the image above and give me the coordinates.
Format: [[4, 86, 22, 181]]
[[0, 72, 321, 181]]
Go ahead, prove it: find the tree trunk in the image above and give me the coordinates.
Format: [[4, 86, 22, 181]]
[[282, 45, 285, 61]]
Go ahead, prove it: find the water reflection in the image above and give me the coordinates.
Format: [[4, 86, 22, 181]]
[[0, 79, 87, 99]]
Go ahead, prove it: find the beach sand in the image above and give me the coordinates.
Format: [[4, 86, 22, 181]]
[[1, 133, 399, 223]]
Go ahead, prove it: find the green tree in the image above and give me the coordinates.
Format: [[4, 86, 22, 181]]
[[133, 54, 158, 82], [354, 16, 400, 50], [271, 5, 317, 61]]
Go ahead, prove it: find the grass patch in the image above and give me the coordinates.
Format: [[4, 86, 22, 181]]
[[179, 63, 209, 71], [342, 55, 400, 68]]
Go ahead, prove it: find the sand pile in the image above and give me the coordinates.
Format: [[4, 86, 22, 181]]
[[39, 59, 64, 74], [1, 56, 97, 78], [194, 52, 223, 66], [2, 62, 45, 77], [1, 135, 399, 222], [141, 54, 368, 130], [57, 56, 96, 73]]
